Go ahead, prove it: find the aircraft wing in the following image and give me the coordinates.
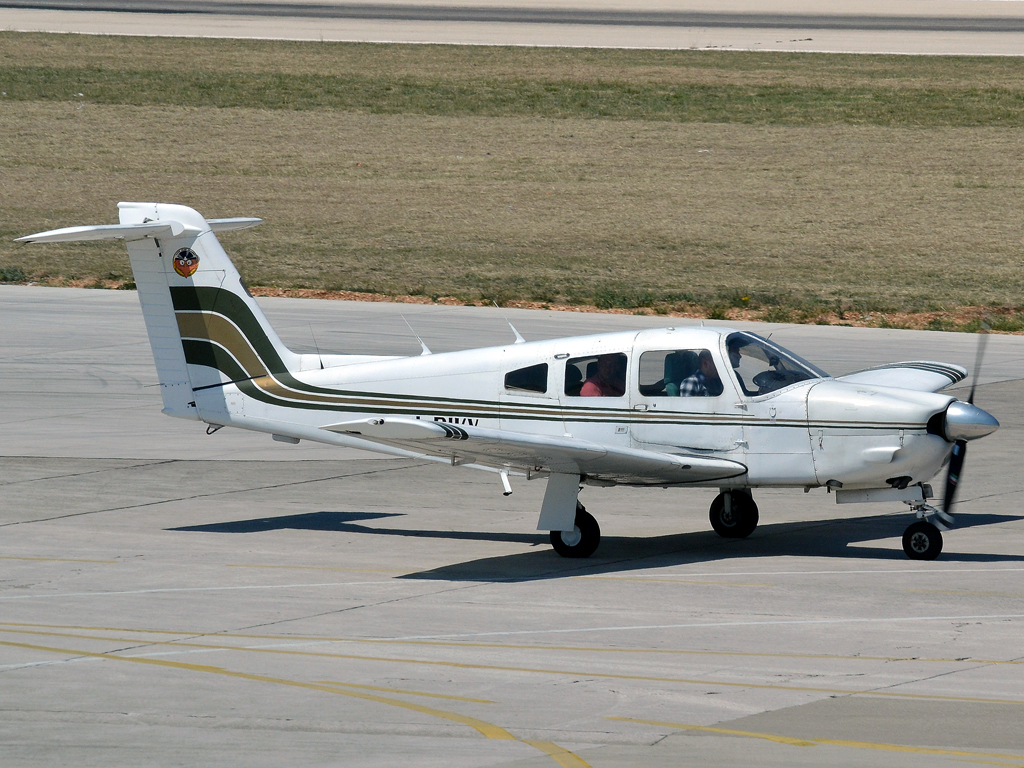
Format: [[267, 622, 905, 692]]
[[321, 417, 747, 485], [836, 361, 967, 392]]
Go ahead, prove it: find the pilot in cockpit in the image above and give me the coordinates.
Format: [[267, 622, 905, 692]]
[[727, 336, 757, 396]]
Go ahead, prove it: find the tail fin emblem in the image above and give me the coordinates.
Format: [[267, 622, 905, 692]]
[[172, 248, 200, 278]]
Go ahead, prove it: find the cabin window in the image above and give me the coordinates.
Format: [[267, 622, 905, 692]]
[[639, 349, 722, 397], [564, 353, 627, 397], [504, 363, 548, 393]]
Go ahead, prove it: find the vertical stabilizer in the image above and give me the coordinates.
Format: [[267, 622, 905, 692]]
[[117, 203, 300, 420], [18, 203, 297, 422]]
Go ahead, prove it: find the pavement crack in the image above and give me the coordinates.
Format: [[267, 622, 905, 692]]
[[0, 460, 177, 487], [0, 461, 430, 528], [222, 581, 490, 635]]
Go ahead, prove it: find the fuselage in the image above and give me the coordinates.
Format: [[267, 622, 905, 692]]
[[189, 324, 956, 491]]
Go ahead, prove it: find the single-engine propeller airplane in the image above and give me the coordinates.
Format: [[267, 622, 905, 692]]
[[18, 203, 1001, 561]]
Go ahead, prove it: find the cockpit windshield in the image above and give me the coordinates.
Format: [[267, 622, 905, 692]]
[[725, 331, 829, 396]]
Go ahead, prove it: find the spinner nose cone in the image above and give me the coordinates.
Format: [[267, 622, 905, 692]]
[[944, 401, 1000, 441]]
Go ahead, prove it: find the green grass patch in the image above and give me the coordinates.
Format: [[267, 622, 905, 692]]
[[3, 64, 1024, 126], [2, 33, 1024, 323], [2, 33, 1024, 125]]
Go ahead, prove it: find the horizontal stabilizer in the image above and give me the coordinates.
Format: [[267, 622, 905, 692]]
[[15, 221, 197, 243], [207, 218, 263, 232], [16, 217, 260, 244]]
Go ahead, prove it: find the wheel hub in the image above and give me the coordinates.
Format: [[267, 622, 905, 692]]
[[560, 526, 582, 547], [910, 532, 931, 553]]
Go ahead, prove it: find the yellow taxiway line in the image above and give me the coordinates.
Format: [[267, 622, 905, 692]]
[[315, 680, 494, 703], [610, 717, 1024, 764], [1, 625, 1021, 708], [2, 620, 1021, 666], [0, 556, 116, 563], [0, 638, 591, 768], [610, 718, 816, 746]]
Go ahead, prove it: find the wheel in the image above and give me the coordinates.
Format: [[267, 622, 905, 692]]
[[709, 491, 759, 539], [550, 503, 601, 558], [903, 521, 943, 560]]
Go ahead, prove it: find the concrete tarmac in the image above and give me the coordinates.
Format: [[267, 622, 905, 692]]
[[3, 0, 1024, 54], [2, 285, 1024, 767]]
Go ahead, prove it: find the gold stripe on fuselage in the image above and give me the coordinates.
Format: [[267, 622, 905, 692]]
[[176, 311, 268, 379], [177, 310, 926, 431]]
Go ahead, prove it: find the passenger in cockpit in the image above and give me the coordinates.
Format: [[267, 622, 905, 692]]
[[678, 350, 724, 397], [581, 354, 626, 397]]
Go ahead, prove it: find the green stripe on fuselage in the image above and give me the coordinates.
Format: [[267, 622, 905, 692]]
[[171, 286, 289, 375], [181, 339, 249, 384]]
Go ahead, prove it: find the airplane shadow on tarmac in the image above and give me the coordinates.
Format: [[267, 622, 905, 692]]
[[169, 509, 1024, 582], [170, 510, 545, 544]]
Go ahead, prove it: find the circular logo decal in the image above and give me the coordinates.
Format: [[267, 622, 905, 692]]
[[172, 248, 200, 278]]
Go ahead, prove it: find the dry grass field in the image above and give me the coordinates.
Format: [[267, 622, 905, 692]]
[[2, 33, 1023, 327]]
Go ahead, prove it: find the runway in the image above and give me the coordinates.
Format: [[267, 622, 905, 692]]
[[3, 0, 1024, 53], [3, 285, 1024, 767]]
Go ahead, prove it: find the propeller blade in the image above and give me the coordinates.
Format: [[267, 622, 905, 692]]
[[942, 439, 967, 518], [967, 322, 990, 405], [943, 323, 988, 522]]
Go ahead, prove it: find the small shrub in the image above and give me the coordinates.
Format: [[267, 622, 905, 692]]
[[762, 305, 794, 323], [989, 314, 1024, 332], [593, 287, 654, 310], [0, 266, 27, 282], [926, 317, 955, 331], [482, 289, 515, 307]]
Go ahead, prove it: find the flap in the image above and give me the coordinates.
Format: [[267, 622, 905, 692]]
[[837, 361, 967, 392], [323, 416, 747, 485]]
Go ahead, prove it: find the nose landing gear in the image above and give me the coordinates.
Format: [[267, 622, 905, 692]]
[[902, 501, 952, 560], [903, 520, 943, 560]]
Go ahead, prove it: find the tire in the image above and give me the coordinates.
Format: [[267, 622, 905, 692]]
[[550, 503, 601, 558], [903, 521, 943, 560], [709, 491, 759, 539]]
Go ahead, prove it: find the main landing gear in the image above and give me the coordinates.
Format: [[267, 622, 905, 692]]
[[550, 502, 601, 558], [709, 490, 759, 538]]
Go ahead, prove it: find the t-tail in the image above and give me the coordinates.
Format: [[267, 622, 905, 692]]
[[16, 202, 310, 421]]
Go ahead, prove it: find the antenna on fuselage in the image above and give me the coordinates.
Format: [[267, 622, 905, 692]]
[[308, 323, 325, 369], [493, 301, 526, 344], [401, 314, 432, 355]]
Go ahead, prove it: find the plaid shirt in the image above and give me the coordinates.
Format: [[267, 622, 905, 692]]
[[677, 371, 723, 397]]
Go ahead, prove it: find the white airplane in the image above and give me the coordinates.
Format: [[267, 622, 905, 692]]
[[18, 203, 1000, 561]]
